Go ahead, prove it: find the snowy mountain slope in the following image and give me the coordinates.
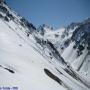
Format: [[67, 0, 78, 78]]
[[0, 2, 90, 90], [37, 17, 90, 79], [37, 24, 77, 55], [0, 19, 67, 90], [62, 19, 90, 78], [36, 18, 90, 89], [0, 3, 67, 90]]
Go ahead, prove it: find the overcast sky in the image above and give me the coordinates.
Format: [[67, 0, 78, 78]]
[[6, 0, 90, 28]]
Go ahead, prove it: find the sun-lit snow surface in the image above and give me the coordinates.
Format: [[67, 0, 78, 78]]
[[0, 2, 90, 90], [37, 20, 90, 89], [38, 21, 90, 79], [0, 18, 67, 90]]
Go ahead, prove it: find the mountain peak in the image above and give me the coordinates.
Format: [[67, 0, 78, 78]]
[[0, 2, 90, 90]]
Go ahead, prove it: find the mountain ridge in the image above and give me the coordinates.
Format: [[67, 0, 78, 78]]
[[0, 2, 90, 90]]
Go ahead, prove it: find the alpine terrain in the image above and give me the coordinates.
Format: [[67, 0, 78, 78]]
[[0, 1, 90, 90]]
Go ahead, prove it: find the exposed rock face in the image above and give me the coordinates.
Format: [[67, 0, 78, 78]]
[[0, 2, 90, 90], [0, 0, 4, 3]]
